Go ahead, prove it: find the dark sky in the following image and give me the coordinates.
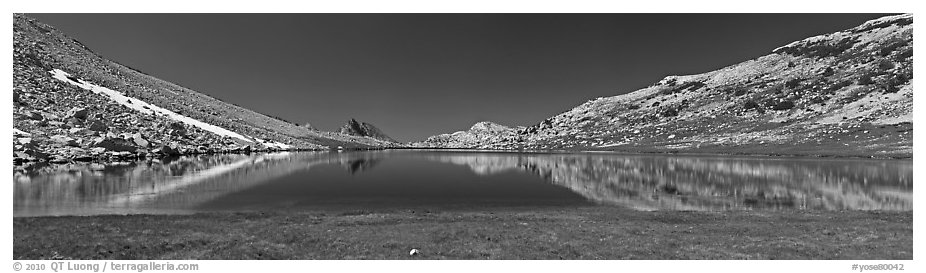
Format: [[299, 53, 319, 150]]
[[28, 14, 891, 142]]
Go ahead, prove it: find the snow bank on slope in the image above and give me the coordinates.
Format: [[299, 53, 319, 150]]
[[253, 137, 293, 149], [50, 69, 259, 144], [13, 128, 31, 136]]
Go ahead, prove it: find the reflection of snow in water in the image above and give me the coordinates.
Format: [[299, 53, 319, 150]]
[[14, 152, 299, 216], [106, 152, 297, 206], [14, 151, 913, 216], [107, 158, 257, 206]]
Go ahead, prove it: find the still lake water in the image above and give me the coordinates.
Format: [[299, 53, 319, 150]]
[[13, 150, 913, 217]]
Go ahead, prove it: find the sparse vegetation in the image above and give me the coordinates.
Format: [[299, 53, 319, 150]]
[[881, 73, 910, 94], [784, 78, 803, 89], [769, 100, 795, 111], [660, 81, 706, 95], [825, 80, 853, 93], [13, 208, 913, 260], [878, 59, 896, 70], [774, 38, 857, 58], [858, 73, 875, 85], [731, 87, 749, 96], [879, 40, 909, 57], [894, 48, 912, 61]]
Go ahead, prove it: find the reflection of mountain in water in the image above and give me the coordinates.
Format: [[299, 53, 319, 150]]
[[13, 151, 913, 216], [13, 151, 384, 216], [341, 158, 380, 174], [426, 153, 912, 211]]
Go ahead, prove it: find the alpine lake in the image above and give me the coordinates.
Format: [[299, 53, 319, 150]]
[[13, 150, 913, 259]]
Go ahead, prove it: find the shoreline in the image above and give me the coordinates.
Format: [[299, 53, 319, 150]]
[[393, 147, 913, 160], [14, 146, 912, 172], [13, 206, 912, 260]]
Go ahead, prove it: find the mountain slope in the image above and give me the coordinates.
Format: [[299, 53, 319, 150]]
[[418, 14, 913, 158], [338, 118, 398, 143], [12, 14, 396, 166]]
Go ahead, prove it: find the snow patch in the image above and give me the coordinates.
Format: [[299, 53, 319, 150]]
[[13, 128, 31, 136], [49, 69, 254, 143], [596, 142, 626, 148], [253, 137, 293, 149]]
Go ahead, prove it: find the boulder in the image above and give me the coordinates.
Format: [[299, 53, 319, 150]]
[[68, 127, 88, 135], [72, 154, 93, 162], [50, 135, 78, 147], [23, 148, 49, 160], [24, 111, 44, 120], [41, 112, 60, 121], [168, 129, 185, 137], [16, 137, 34, 148], [156, 144, 182, 156], [49, 155, 69, 164], [13, 152, 29, 164], [169, 121, 186, 131], [131, 133, 149, 147], [108, 151, 133, 159], [91, 137, 136, 152], [65, 107, 89, 119], [88, 120, 108, 131]]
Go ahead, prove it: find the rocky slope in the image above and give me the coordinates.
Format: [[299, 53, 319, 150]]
[[12, 14, 397, 170], [412, 121, 525, 148], [417, 14, 913, 158], [338, 119, 398, 143]]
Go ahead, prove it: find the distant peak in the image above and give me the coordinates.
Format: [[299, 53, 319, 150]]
[[470, 121, 514, 132], [338, 118, 396, 143]]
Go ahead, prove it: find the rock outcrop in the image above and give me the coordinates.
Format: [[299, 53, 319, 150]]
[[338, 119, 397, 143], [413, 121, 524, 149]]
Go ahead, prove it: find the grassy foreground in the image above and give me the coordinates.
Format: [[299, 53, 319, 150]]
[[13, 207, 911, 260]]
